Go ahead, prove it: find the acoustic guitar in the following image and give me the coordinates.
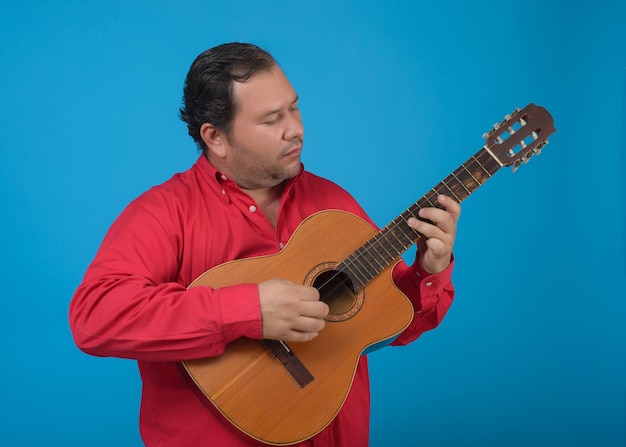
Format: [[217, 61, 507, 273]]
[[182, 103, 556, 445]]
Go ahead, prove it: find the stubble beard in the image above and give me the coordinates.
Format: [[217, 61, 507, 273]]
[[235, 145, 303, 190]]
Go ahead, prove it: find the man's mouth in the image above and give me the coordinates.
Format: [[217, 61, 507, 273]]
[[283, 144, 302, 158]]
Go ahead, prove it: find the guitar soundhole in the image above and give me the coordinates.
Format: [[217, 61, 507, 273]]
[[307, 264, 364, 322]]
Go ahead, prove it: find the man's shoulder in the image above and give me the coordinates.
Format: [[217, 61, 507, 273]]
[[296, 169, 363, 213], [299, 170, 348, 194], [131, 160, 205, 209]]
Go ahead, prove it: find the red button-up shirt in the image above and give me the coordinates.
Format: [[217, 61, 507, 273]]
[[70, 155, 454, 446]]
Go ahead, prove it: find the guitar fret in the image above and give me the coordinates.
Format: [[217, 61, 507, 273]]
[[342, 244, 388, 287], [482, 148, 503, 175], [471, 154, 492, 178], [442, 178, 467, 202], [434, 184, 459, 202], [476, 152, 496, 174], [382, 231, 406, 256], [452, 168, 475, 195], [373, 231, 398, 262], [342, 259, 369, 287], [362, 250, 386, 275], [422, 194, 436, 207], [351, 251, 378, 281], [394, 234, 413, 252], [404, 207, 416, 218], [460, 163, 482, 187], [362, 240, 388, 270]]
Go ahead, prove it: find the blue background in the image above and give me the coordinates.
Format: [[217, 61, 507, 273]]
[[1, 1, 624, 446]]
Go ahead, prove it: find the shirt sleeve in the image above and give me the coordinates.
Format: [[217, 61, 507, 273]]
[[389, 254, 455, 346], [69, 200, 263, 363]]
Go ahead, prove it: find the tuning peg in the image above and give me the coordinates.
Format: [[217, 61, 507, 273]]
[[533, 139, 548, 156], [511, 152, 534, 173], [483, 107, 523, 139], [501, 108, 520, 125], [511, 158, 527, 172]]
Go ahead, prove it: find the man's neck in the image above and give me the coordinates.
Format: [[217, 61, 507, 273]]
[[204, 152, 285, 228], [243, 184, 283, 228]]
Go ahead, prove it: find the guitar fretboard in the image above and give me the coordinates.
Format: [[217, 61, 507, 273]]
[[337, 147, 502, 289]]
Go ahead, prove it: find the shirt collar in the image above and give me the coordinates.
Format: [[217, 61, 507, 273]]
[[195, 154, 304, 202]]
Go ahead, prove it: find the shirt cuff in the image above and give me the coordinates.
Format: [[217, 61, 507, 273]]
[[414, 255, 454, 311], [216, 283, 263, 344]]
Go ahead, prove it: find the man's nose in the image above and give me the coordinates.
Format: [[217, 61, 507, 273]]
[[284, 116, 304, 140]]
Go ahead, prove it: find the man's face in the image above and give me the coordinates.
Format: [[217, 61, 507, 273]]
[[221, 67, 304, 190]]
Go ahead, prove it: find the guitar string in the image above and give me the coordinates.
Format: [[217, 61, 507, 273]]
[[345, 112, 553, 285], [313, 149, 500, 299], [311, 147, 501, 302], [296, 109, 553, 328]]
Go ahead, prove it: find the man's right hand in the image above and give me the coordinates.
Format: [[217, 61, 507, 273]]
[[258, 279, 329, 342]]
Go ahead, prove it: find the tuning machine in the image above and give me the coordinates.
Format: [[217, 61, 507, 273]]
[[482, 107, 522, 139], [511, 139, 549, 173]]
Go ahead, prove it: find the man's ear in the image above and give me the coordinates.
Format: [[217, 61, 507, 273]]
[[200, 123, 227, 159]]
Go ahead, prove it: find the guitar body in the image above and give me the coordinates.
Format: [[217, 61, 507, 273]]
[[183, 210, 415, 445]]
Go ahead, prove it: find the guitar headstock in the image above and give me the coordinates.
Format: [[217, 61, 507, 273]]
[[483, 103, 556, 172]]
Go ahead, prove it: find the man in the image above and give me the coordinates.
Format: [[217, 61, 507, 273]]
[[69, 42, 460, 446]]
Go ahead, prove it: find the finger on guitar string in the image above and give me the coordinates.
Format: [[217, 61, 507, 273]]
[[258, 278, 329, 342], [406, 195, 460, 274], [291, 313, 327, 334]]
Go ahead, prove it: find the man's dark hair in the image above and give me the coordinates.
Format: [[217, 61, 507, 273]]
[[179, 42, 277, 152]]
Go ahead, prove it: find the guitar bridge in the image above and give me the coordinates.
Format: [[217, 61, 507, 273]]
[[264, 339, 315, 388]]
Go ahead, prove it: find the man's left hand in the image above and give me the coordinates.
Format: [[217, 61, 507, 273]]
[[407, 194, 460, 274]]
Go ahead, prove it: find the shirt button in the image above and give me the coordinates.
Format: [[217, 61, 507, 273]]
[[221, 174, 228, 181], [279, 242, 285, 249], [221, 189, 226, 195], [425, 281, 433, 287], [249, 205, 257, 213]]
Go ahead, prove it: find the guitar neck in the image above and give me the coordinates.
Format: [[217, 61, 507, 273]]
[[337, 146, 502, 289]]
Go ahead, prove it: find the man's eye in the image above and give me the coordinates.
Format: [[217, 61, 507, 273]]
[[264, 116, 280, 125]]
